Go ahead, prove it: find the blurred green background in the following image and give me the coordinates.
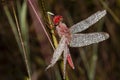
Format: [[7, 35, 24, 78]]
[[0, 0, 120, 80]]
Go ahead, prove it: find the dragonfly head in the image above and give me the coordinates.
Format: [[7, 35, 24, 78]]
[[53, 15, 63, 26]]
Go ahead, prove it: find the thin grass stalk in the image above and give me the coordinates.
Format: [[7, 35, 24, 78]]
[[79, 48, 90, 78], [3, 5, 23, 55], [88, 44, 98, 80], [19, 1, 31, 80], [19, 1, 30, 55], [3, 2, 31, 80], [99, 0, 120, 25], [11, 3, 31, 80], [27, 0, 54, 50]]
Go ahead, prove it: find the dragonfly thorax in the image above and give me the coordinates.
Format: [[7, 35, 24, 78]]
[[56, 22, 71, 44]]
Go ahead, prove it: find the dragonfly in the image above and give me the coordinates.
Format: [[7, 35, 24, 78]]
[[46, 10, 109, 79]]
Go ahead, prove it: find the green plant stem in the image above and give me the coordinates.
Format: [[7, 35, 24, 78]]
[[12, 3, 31, 80], [3, 5, 23, 55], [79, 48, 90, 78], [89, 44, 98, 80]]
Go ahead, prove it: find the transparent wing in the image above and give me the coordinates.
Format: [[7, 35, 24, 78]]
[[63, 44, 68, 79], [69, 10, 106, 34], [63, 44, 74, 79], [69, 32, 109, 47], [46, 36, 66, 70]]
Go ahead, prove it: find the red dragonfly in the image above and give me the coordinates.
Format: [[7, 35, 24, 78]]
[[46, 10, 109, 79]]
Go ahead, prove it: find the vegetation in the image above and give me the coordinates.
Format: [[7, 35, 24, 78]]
[[0, 0, 120, 80]]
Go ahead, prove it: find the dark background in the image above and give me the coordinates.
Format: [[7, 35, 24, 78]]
[[0, 0, 120, 80]]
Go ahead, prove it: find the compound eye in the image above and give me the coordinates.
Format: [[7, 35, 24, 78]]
[[53, 15, 63, 25]]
